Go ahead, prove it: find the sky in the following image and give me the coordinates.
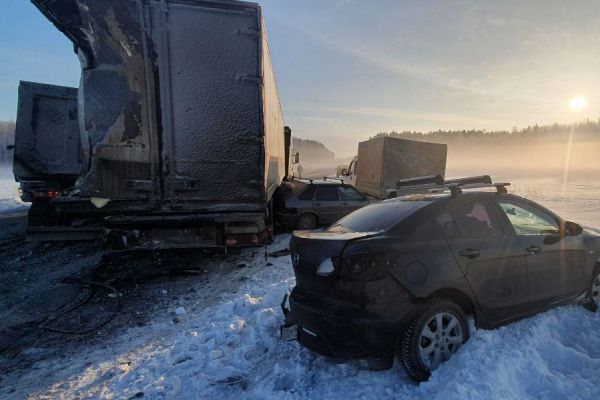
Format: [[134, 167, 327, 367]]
[[1, 0, 599, 158]]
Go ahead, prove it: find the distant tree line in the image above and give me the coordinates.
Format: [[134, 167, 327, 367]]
[[0, 121, 15, 164], [372, 119, 600, 145], [292, 137, 335, 161]]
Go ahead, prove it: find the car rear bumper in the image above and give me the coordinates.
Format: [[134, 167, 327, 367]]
[[283, 288, 418, 360]]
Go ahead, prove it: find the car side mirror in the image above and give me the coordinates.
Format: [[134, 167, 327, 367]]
[[292, 152, 300, 164], [6, 144, 14, 151], [563, 221, 583, 236]]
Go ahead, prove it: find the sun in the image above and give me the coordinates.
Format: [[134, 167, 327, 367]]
[[569, 96, 587, 111]]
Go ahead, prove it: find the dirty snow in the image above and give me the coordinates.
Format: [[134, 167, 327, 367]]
[[1, 179, 599, 399]]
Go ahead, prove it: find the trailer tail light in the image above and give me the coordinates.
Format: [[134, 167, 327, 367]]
[[226, 233, 261, 247], [32, 191, 59, 199]]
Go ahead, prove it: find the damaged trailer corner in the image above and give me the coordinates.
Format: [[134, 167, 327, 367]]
[[15, 0, 291, 249]]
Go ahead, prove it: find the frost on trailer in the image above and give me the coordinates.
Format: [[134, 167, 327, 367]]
[[15, 0, 291, 248]]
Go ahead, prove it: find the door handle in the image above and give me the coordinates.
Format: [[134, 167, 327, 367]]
[[313, 203, 321, 207], [526, 245, 541, 255], [458, 249, 480, 258]]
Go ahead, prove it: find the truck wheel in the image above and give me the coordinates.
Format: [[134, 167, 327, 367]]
[[296, 213, 317, 230], [398, 298, 469, 382]]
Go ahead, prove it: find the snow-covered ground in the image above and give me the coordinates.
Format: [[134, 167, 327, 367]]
[[1, 178, 599, 399], [0, 165, 26, 213]]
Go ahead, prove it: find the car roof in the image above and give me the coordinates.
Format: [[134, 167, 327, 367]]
[[278, 179, 353, 199]]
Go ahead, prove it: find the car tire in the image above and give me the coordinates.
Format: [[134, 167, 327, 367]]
[[398, 297, 469, 382], [584, 269, 600, 312], [296, 213, 318, 230]]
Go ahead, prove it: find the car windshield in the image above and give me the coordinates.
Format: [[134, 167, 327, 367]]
[[327, 199, 433, 233]]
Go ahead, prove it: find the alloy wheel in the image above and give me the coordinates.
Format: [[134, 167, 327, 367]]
[[417, 312, 464, 371]]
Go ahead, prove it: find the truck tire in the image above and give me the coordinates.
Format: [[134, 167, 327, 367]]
[[398, 297, 469, 382], [296, 213, 317, 230]]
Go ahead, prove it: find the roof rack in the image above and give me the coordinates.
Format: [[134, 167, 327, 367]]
[[395, 175, 510, 197], [397, 175, 445, 188], [290, 176, 314, 184], [323, 177, 346, 184]]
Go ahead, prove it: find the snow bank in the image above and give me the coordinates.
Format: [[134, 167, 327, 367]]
[[14, 235, 599, 400], [420, 307, 600, 400]]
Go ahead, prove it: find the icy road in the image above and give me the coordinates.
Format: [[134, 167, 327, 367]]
[[0, 176, 599, 399]]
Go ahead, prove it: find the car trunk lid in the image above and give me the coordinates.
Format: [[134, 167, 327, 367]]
[[290, 230, 382, 297]]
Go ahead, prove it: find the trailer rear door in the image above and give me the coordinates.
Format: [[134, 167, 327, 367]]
[[13, 81, 81, 182], [154, 2, 264, 204]]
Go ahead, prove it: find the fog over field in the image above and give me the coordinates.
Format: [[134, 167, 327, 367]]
[[3, 118, 600, 224], [297, 120, 600, 181]]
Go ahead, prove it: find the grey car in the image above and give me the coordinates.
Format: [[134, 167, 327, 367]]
[[275, 179, 370, 230]]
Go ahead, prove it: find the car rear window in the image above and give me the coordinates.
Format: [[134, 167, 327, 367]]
[[338, 186, 365, 201], [327, 200, 433, 233], [297, 186, 316, 201], [316, 186, 339, 201]]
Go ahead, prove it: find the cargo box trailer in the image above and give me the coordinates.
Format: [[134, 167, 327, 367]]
[[13, 0, 293, 249], [339, 137, 447, 199]]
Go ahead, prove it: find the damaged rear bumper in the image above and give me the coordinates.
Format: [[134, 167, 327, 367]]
[[282, 288, 417, 361]]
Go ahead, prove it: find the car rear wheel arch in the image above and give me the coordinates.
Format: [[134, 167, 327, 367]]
[[425, 288, 476, 317]]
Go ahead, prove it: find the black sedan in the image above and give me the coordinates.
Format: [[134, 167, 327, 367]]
[[281, 182, 600, 381]]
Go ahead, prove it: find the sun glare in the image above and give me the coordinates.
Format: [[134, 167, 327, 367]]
[[569, 96, 587, 111]]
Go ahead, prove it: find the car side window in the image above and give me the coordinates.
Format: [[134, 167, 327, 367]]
[[297, 186, 316, 201], [449, 201, 503, 238], [316, 186, 340, 201], [338, 186, 364, 201], [436, 210, 460, 238], [498, 201, 559, 236]]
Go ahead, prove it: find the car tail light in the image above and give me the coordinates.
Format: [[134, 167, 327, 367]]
[[336, 253, 395, 281]]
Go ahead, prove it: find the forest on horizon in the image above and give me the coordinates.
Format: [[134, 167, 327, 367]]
[[2, 118, 600, 178], [372, 119, 600, 144]]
